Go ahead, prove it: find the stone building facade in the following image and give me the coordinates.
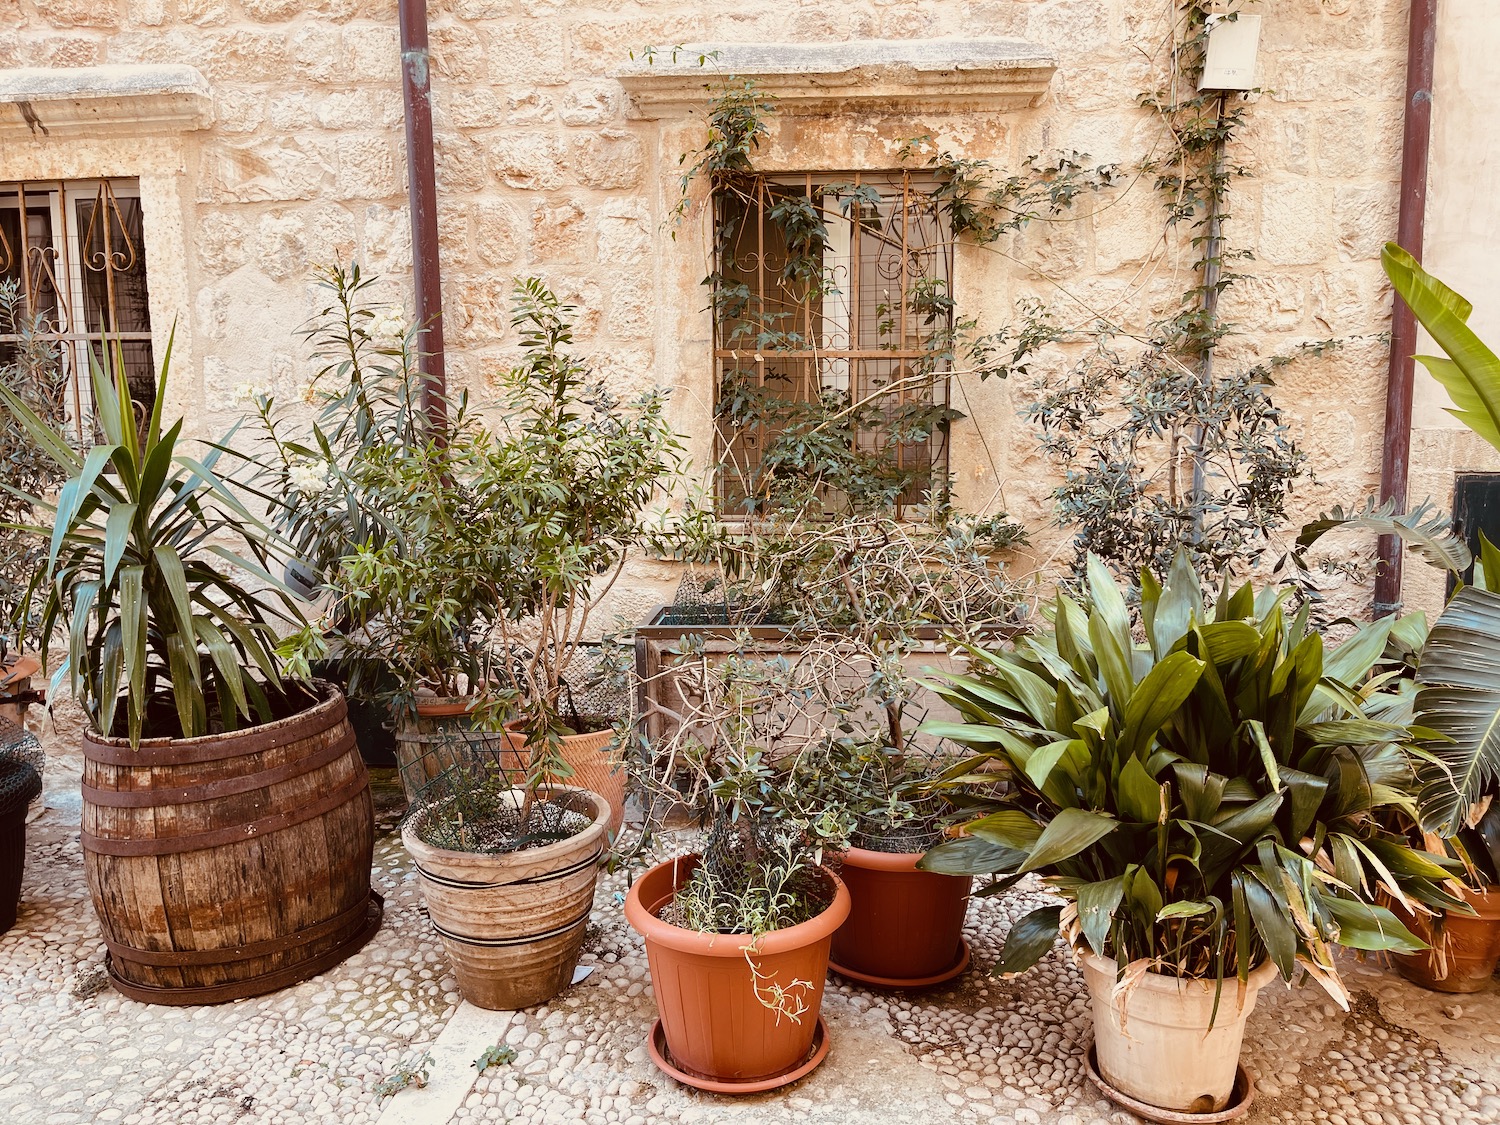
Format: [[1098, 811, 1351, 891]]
[[0, 0, 1490, 618]]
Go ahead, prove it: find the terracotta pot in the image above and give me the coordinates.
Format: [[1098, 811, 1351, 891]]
[[505, 722, 626, 837], [829, 844, 971, 986], [392, 698, 526, 802], [1390, 884, 1500, 993], [625, 854, 850, 1089], [1079, 951, 1278, 1114], [0, 654, 41, 727], [403, 785, 609, 1010]]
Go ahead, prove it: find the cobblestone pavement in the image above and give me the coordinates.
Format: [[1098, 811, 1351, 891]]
[[3, 754, 1499, 1125]]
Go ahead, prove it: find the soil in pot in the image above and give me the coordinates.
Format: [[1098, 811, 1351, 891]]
[[1079, 951, 1278, 1114], [624, 853, 851, 1091], [829, 823, 971, 987], [81, 679, 382, 1004], [403, 785, 609, 1009], [1390, 885, 1500, 993]]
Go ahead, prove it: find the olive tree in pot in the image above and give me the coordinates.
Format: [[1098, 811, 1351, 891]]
[[627, 649, 864, 1093], [648, 500, 1028, 988], [919, 554, 1460, 1117], [1, 348, 381, 1004], [477, 279, 683, 836]]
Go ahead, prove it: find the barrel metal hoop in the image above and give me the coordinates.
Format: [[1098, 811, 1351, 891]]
[[82, 729, 356, 808], [82, 686, 347, 765], [81, 766, 369, 857], [99, 890, 376, 966], [103, 892, 384, 1007]]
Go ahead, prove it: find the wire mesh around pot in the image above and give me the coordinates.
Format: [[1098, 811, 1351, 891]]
[[663, 810, 835, 934], [402, 754, 598, 856], [0, 717, 43, 786], [848, 793, 949, 854]]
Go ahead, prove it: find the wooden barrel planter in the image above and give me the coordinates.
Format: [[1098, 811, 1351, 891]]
[[81, 680, 383, 1005]]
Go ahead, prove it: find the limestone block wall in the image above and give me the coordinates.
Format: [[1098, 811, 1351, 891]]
[[0, 0, 1443, 618]]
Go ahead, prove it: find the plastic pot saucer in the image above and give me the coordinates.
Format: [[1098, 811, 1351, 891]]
[[1083, 1041, 1256, 1123], [646, 1015, 830, 1094], [829, 936, 972, 990]]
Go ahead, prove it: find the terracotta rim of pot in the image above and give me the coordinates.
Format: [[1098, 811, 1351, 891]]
[[0, 655, 40, 687], [1084, 1043, 1256, 1124], [624, 854, 851, 956], [837, 843, 931, 872], [414, 695, 480, 719], [402, 785, 610, 875]]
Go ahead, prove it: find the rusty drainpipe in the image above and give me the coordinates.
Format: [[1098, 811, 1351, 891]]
[[398, 0, 447, 431], [1373, 0, 1439, 618]]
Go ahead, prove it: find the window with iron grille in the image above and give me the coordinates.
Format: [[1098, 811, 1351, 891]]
[[712, 171, 956, 518], [0, 178, 155, 442]]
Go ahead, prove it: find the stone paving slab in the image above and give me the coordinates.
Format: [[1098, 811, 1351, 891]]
[[2, 756, 1499, 1125]]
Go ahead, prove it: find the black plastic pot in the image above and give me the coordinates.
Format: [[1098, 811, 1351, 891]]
[[0, 758, 42, 934], [310, 659, 398, 768]]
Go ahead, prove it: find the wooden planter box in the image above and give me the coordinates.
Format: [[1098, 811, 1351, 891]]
[[632, 605, 1017, 748]]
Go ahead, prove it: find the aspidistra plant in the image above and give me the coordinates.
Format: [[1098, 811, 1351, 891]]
[[919, 553, 1463, 1006], [0, 339, 304, 745]]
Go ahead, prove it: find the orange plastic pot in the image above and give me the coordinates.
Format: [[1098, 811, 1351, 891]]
[[625, 854, 850, 1089], [829, 845, 972, 987], [1390, 884, 1500, 993]]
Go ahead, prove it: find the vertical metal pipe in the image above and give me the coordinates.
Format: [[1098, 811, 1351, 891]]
[[1373, 0, 1439, 617], [398, 0, 447, 430], [1190, 93, 1229, 543]]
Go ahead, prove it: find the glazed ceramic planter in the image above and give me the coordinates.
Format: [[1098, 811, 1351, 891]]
[[828, 844, 971, 987], [404, 785, 609, 1010], [1080, 950, 1277, 1114], [625, 854, 850, 1092], [1391, 884, 1500, 993]]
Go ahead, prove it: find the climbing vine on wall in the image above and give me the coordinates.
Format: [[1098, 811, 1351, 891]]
[[659, 0, 1360, 581]]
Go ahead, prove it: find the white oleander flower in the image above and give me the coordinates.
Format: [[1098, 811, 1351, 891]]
[[236, 381, 274, 404], [366, 308, 408, 348], [288, 457, 332, 497]]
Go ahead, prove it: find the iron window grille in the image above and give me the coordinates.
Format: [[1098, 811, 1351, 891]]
[[0, 177, 155, 442], [712, 170, 955, 518]]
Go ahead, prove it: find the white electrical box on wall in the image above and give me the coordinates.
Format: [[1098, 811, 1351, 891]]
[[1199, 13, 1263, 91]]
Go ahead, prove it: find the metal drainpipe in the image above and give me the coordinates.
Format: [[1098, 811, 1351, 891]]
[[398, 0, 448, 431], [1373, 0, 1440, 618]]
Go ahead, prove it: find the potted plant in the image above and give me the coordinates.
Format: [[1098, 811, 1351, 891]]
[[477, 278, 683, 834], [626, 650, 852, 1093], [241, 265, 504, 781], [918, 553, 1461, 1117], [1, 347, 380, 1004], [1350, 244, 1500, 992], [0, 279, 69, 725], [643, 508, 1025, 988]]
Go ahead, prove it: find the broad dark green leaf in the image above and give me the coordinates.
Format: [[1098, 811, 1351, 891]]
[[994, 905, 1063, 975], [1019, 808, 1118, 874]]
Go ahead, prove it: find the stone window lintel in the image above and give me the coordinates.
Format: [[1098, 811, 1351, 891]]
[[613, 38, 1058, 118], [0, 64, 213, 139]]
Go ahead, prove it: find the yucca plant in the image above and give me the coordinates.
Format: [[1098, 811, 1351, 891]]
[[0, 342, 304, 745], [918, 553, 1463, 1003]]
